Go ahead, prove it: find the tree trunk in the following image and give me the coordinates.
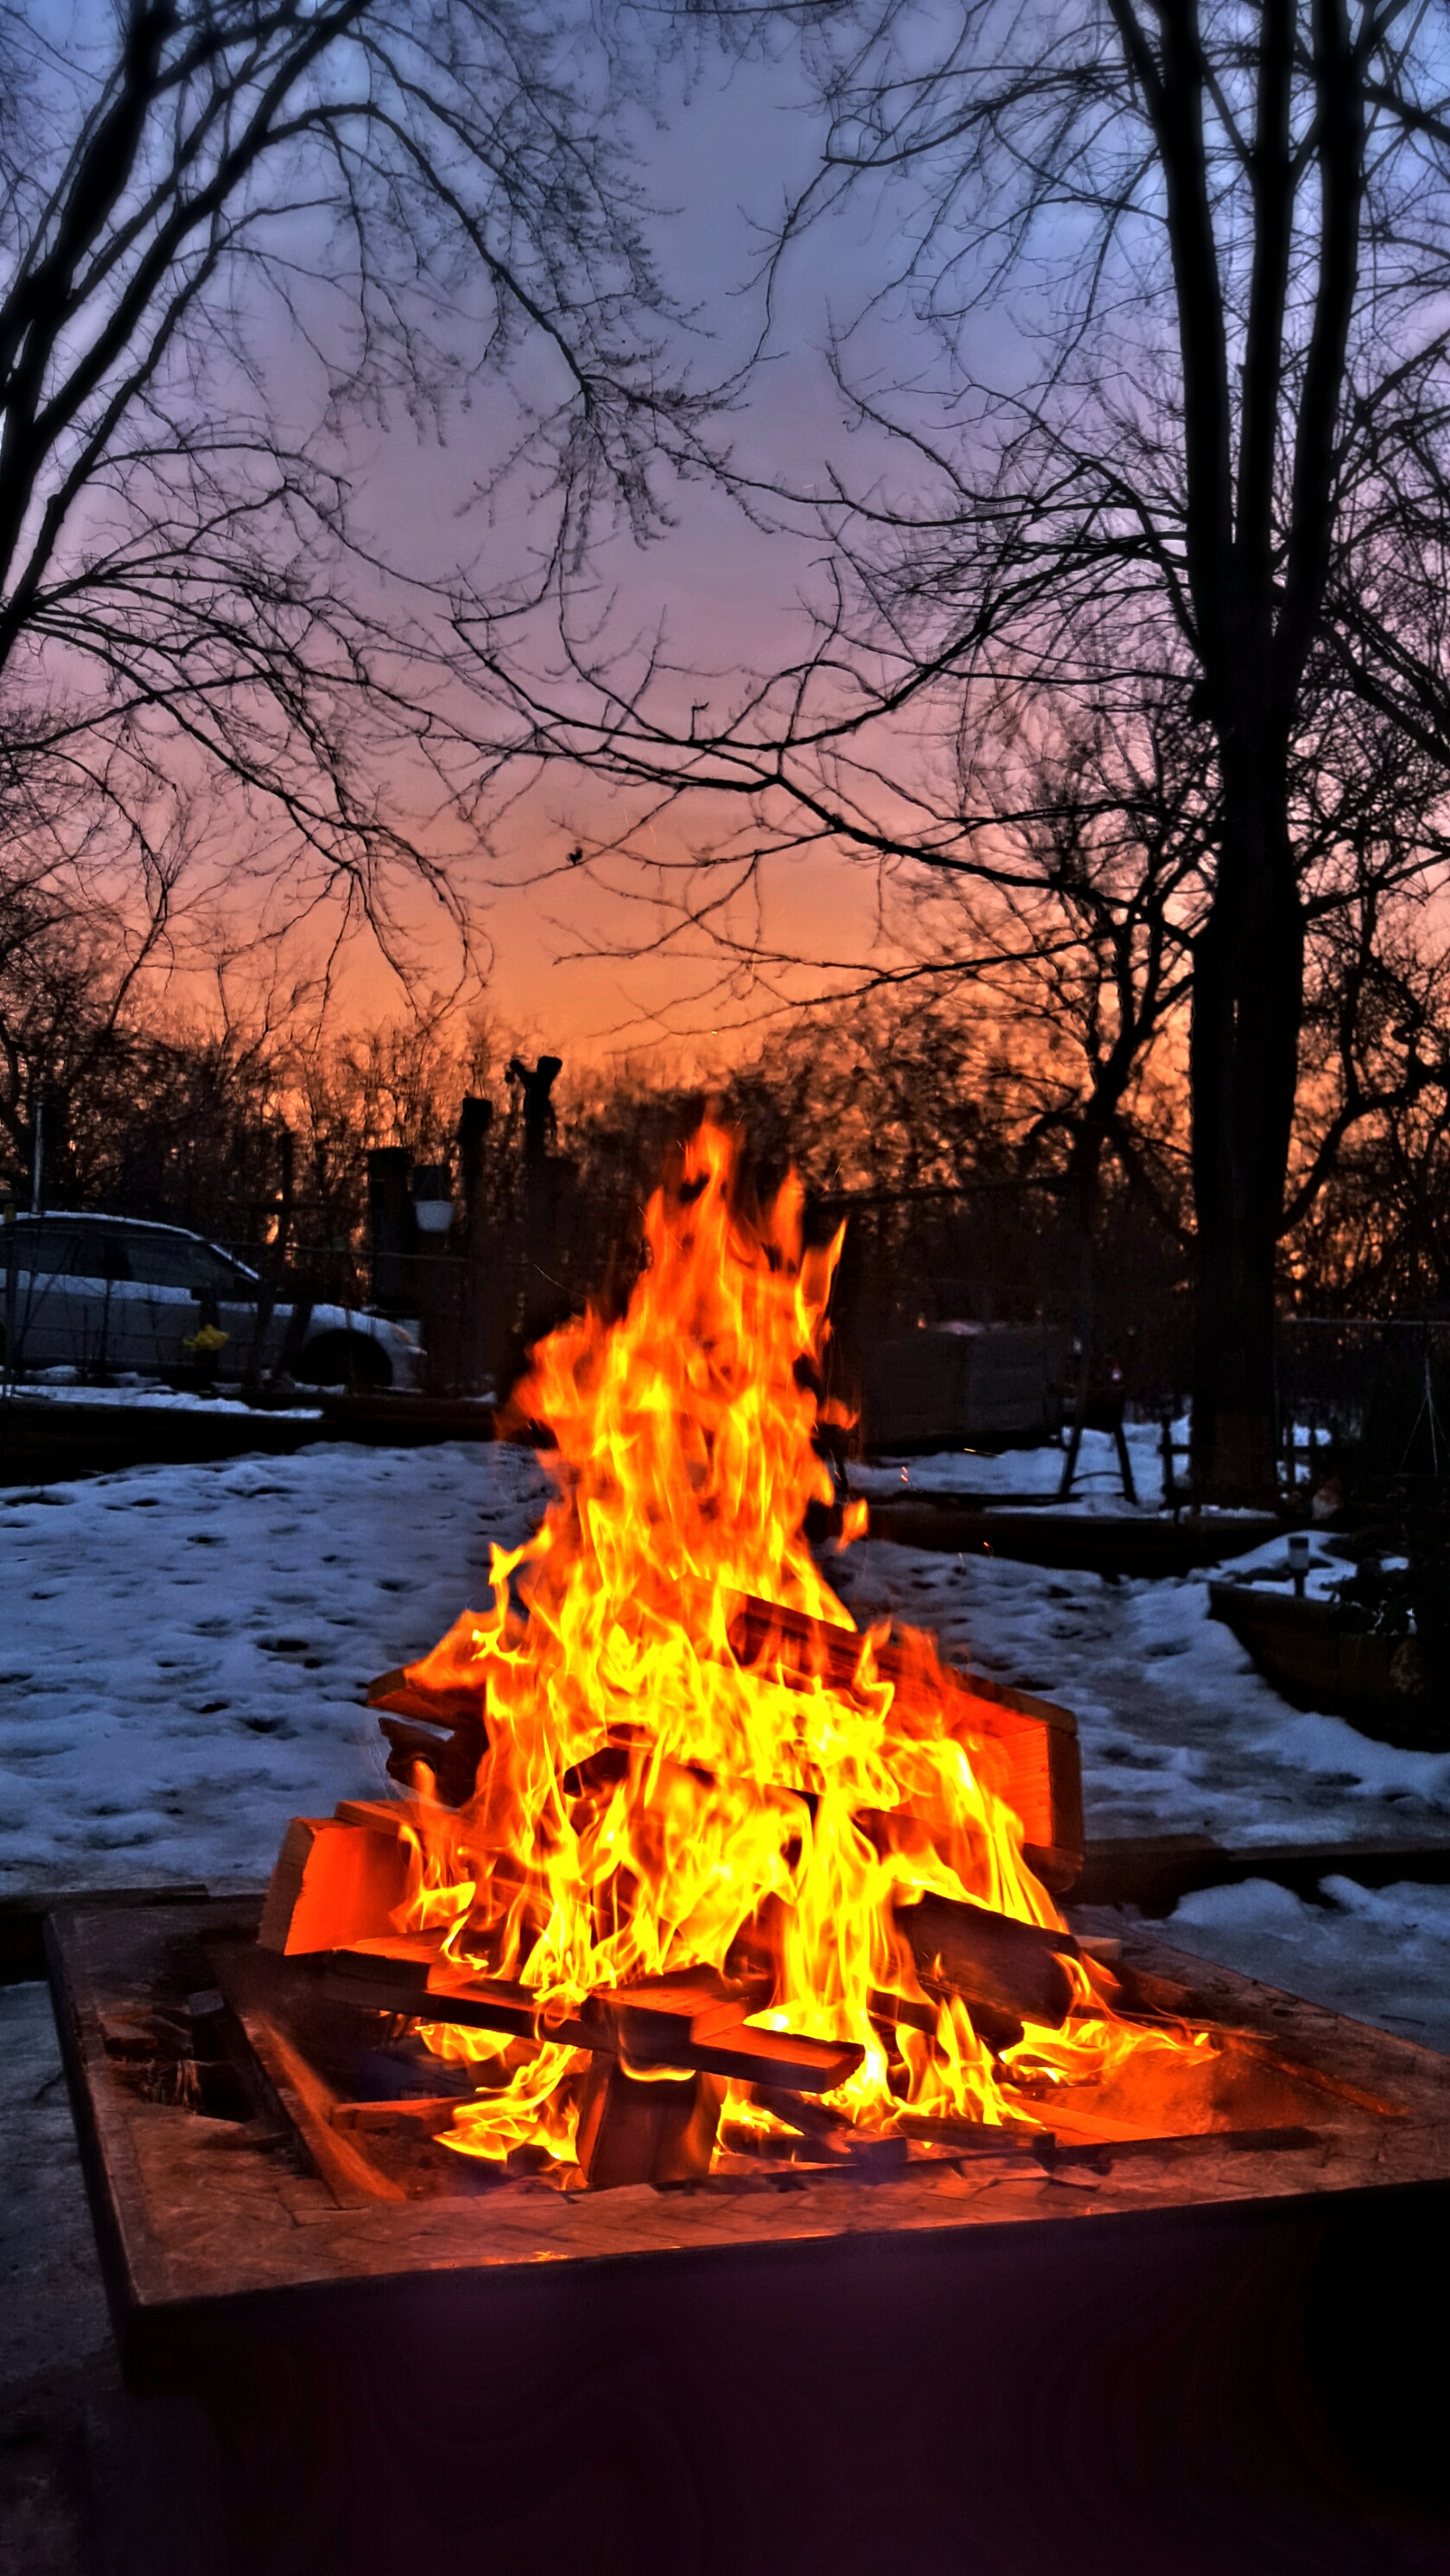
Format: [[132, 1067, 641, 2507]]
[[1189, 731, 1303, 1506]]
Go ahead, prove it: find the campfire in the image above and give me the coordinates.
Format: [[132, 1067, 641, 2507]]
[[258, 1122, 1227, 2187], [51, 1137, 1440, 2566]]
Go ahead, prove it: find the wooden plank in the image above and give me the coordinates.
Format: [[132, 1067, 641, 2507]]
[[330, 2098, 466, 2135], [208, 1945, 406, 2206], [676, 2020, 863, 2094], [592, 1986, 863, 2092], [298, 1943, 864, 2092], [377, 1712, 486, 1805], [575, 2061, 722, 2189], [366, 1666, 487, 1727], [317, 1951, 546, 2040], [727, 1593, 1082, 1889], [258, 1814, 418, 1955]]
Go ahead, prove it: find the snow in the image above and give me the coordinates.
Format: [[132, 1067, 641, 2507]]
[[1078, 1876, 1450, 2056], [3, 1436, 1447, 2056], [0, 1442, 549, 1897]]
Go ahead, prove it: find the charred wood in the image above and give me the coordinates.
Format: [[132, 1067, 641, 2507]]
[[378, 1712, 487, 1806]]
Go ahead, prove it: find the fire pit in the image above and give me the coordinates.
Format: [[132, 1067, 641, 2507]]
[[49, 1894, 1450, 2573], [48, 1127, 1450, 2568]]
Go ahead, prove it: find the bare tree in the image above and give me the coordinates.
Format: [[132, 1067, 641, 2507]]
[[0, 0, 712, 1002], [463, 0, 1450, 1501]]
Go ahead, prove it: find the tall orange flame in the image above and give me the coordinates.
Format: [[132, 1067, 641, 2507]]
[[398, 1122, 1199, 2168]]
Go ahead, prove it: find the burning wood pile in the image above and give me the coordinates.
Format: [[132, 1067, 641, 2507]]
[[258, 1122, 1212, 2189]]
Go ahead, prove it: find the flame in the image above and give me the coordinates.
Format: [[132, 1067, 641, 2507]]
[[393, 1122, 1199, 2171]]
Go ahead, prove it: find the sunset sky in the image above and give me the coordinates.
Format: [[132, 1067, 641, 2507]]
[[322, 36, 951, 1066]]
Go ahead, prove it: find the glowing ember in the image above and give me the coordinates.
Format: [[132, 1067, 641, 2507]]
[[346, 1120, 1203, 2176]]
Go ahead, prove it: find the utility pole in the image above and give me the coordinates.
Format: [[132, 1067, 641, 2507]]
[[29, 1091, 45, 1214]]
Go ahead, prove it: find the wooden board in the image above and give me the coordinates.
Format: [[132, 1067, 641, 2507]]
[[1208, 1581, 1450, 1749], [728, 1594, 1083, 1888]]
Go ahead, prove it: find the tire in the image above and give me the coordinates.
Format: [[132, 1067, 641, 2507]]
[[294, 1330, 392, 1393]]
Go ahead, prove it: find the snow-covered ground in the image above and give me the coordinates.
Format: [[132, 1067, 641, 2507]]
[[1088, 1875, 1450, 2054], [0, 1442, 550, 1895], [3, 1439, 1447, 2053]]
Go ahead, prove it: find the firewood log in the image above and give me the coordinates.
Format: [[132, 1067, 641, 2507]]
[[378, 1711, 487, 1807], [367, 1664, 488, 1806], [366, 1666, 486, 1729], [576, 2059, 723, 2189], [894, 1893, 1077, 2030]]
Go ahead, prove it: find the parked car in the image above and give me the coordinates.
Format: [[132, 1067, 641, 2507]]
[[1, 1213, 423, 1391]]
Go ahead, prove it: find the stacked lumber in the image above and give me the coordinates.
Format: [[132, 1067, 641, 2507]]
[[258, 1792, 1083, 2186], [363, 1596, 1084, 1894], [263, 1598, 1087, 2188]]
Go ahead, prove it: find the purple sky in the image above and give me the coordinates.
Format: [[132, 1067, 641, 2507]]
[[328, 40, 962, 1065]]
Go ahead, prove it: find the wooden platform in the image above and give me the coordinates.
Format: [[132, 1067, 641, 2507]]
[[1073, 1829, 1450, 1913], [865, 1500, 1281, 1577], [1209, 1580, 1450, 1748], [45, 1897, 1450, 2573], [0, 1392, 499, 1488]]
